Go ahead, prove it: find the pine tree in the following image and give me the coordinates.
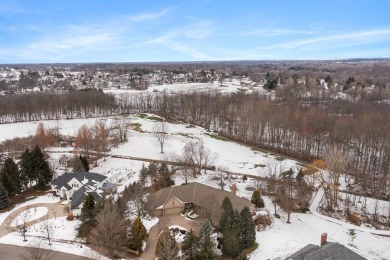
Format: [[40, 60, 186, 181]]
[[181, 229, 200, 260], [0, 181, 9, 209], [240, 206, 256, 249], [139, 164, 148, 186], [81, 193, 96, 222], [20, 148, 33, 186], [222, 217, 241, 258], [251, 189, 264, 208], [129, 216, 148, 251], [0, 157, 21, 196], [220, 196, 233, 230], [198, 219, 215, 260], [155, 227, 179, 260], [79, 155, 90, 172], [31, 145, 53, 190]]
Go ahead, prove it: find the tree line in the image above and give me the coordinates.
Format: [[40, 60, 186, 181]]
[[0, 90, 117, 123], [124, 91, 390, 199]]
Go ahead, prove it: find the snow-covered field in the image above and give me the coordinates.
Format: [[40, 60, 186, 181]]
[[1, 113, 390, 259], [11, 207, 48, 227]]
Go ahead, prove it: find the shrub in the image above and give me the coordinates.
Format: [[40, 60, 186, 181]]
[[347, 212, 361, 226]]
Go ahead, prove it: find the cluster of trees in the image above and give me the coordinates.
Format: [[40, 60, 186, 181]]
[[139, 163, 175, 191], [125, 90, 390, 199], [74, 120, 110, 161], [156, 220, 215, 260], [220, 197, 256, 258], [78, 193, 148, 258], [0, 145, 53, 207], [0, 90, 117, 123]]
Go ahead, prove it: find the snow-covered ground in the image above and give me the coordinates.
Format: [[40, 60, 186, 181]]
[[250, 197, 389, 260], [1, 113, 390, 259], [11, 207, 48, 227], [0, 216, 107, 259], [26, 216, 81, 241], [0, 194, 59, 226]]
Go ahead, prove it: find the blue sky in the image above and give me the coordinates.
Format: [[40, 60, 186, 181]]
[[0, 0, 390, 63]]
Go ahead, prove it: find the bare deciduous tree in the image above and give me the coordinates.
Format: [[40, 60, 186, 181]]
[[20, 239, 55, 260], [182, 140, 216, 174], [155, 226, 179, 260], [153, 121, 168, 154], [15, 208, 31, 242], [324, 146, 350, 210], [40, 217, 54, 245], [90, 201, 129, 257]]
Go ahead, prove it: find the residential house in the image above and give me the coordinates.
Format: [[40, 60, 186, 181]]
[[51, 172, 107, 216], [147, 182, 254, 219], [285, 233, 367, 260]]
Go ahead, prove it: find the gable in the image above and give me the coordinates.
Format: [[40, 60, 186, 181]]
[[163, 196, 184, 209], [67, 177, 82, 189]]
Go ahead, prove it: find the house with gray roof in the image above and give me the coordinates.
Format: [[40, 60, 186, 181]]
[[147, 182, 254, 225], [51, 172, 107, 216], [285, 242, 367, 260]]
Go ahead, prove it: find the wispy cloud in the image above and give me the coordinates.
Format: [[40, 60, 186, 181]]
[[263, 29, 390, 50], [241, 27, 318, 37], [130, 8, 172, 22], [146, 33, 211, 60]]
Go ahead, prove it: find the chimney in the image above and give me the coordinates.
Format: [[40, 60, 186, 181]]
[[321, 233, 327, 246], [231, 183, 237, 195]]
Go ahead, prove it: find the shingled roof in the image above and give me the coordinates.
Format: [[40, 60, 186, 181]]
[[51, 171, 106, 190], [147, 182, 253, 211], [70, 186, 103, 210], [285, 242, 367, 260]]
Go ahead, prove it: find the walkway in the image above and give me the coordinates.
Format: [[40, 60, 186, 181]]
[[0, 203, 66, 237], [141, 214, 200, 260], [309, 188, 390, 236]]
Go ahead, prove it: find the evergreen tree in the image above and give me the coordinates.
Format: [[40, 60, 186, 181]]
[[220, 196, 233, 230], [20, 148, 33, 186], [20, 146, 52, 190], [155, 227, 179, 260], [222, 217, 241, 258], [240, 207, 256, 249], [181, 229, 200, 260], [36, 173, 46, 191], [81, 193, 96, 222], [29, 145, 53, 190], [79, 155, 90, 172], [251, 189, 264, 208], [198, 219, 215, 260], [158, 163, 173, 187], [129, 216, 148, 251], [139, 164, 148, 186], [0, 181, 9, 209], [0, 157, 21, 196]]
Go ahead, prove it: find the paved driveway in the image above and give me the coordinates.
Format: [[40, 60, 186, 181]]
[[141, 214, 201, 260], [0, 203, 66, 237]]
